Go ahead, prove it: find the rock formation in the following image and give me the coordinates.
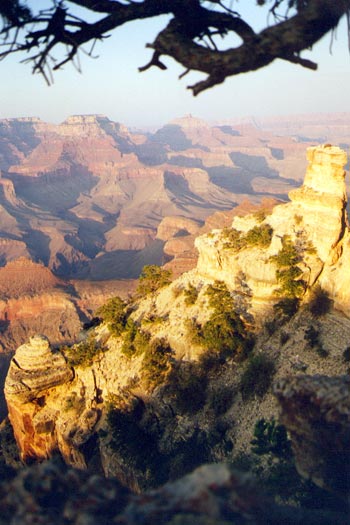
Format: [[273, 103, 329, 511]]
[[195, 144, 348, 315], [0, 112, 318, 280], [275, 374, 350, 498], [3, 144, 350, 514], [5, 336, 73, 462], [0, 461, 335, 525]]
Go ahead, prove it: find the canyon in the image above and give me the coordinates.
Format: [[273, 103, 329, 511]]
[[0, 112, 349, 351], [3, 145, 350, 506]]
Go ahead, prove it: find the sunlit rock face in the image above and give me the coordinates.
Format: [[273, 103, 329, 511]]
[[195, 145, 348, 313], [4, 335, 73, 462], [287, 145, 347, 263], [5, 335, 73, 400]]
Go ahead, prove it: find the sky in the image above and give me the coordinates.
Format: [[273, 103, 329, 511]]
[[0, 1, 350, 129]]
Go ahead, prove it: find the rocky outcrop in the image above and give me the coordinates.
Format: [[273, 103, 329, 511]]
[[0, 113, 316, 280], [5, 336, 73, 462], [275, 374, 350, 498], [195, 145, 348, 314], [0, 259, 83, 352], [0, 258, 61, 298], [0, 450, 347, 524]]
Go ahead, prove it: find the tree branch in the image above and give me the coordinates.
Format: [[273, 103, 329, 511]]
[[0, 0, 349, 94]]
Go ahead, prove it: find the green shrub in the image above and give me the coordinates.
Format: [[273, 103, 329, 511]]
[[244, 223, 273, 248], [142, 337, 173, 388], [276, 266, 305, 298], [121, 320, 150, 358], [185, 317, 203, 346], [222, 224, 273, 250], [304, 325, 319, 347], [221, 227, 244, 250], [187, 281, 253, 360], [270, 235, 300, 268], [201, 313, 246, 357], [271, 236, 306, 299], [273, 297, 300, 319], [205, 280, 235, 313], [64, 338, 105, 367], [107, 401, 158, 474], [207, 385, 235, 415], [304, 325, 328, 358], [240, 354, 275, 400], [184, 283, 199, 305], [248, 417, 341, 508], [251, 418, 292, 459], [166, 364, 208, 414], [253, 209, 267, 223], [136, 265, 172, 297], [308, 285, 332, 316], [95, 296, 127, 336]]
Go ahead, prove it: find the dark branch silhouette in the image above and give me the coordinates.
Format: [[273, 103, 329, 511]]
[[0, 0, 349, 94]]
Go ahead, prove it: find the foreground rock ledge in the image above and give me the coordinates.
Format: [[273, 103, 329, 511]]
[[0, 461, 347, 525], [274, 374, 350, 497]]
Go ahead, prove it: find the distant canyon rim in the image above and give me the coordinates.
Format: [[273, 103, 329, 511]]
[[0, 111, 349, 352]]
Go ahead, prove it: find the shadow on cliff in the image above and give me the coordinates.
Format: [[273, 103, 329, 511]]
[[0, 353, 11, 420], [206, 153, 298, 195], [0, 120, 41, 171]]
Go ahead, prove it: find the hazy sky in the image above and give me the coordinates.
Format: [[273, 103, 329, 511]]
[[1, 2, 350, 128]]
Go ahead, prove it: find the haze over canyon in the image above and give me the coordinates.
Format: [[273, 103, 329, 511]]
[[0, 112, 349, 350]]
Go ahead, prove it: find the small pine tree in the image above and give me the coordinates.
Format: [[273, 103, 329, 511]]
[[136, 265, 172, 297]]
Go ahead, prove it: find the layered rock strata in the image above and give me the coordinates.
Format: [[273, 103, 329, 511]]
[[5, 336, 73, 462], [195, 145, 348, 313]]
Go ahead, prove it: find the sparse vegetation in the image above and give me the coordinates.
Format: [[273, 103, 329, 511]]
[[271, 235, 306, 300], [185, 317, 203, 346], [304, 325, 328, 358], [207, 384, 235, 415], [121, 320, 150, 358], [166, 363, 208, 414], [253, 209, 267, 223], [185, 281, 253, 360], [248, 417, 335, 506], [308, 285, 332, 316], [273, 297, 300, 320], [0, 418, 21, 477], [251, 418, 292, 459], [63, 338, 106, 367], [106, 399, 159, 480], [95, 296, 128, 336], [184, 283, 199, 305], [136, 265, 172, 297], [221, 227, 244, 250], [240, 354, 275, 400], [279, 331, 290, 346], [172, 285, 183, 299], [63, 392, 85, 413], [244, 223, 273, 248], [222, 224, 273, 250], [141, 337, 173, 388]]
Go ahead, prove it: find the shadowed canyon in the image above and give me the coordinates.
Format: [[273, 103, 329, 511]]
[[0, 112, 349, 352]]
